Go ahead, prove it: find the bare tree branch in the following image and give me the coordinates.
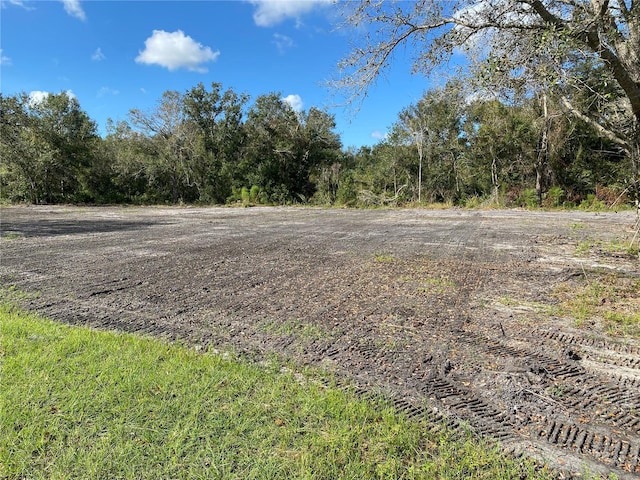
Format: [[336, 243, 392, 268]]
[[560, 95, 630, 151]]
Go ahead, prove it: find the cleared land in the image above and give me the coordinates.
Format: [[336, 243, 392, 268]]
[[1, 205, 639, 478]]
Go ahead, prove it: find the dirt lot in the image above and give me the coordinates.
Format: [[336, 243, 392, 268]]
[[2, 205, 639, 478]]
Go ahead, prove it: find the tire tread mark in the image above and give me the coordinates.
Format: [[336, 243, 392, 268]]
[[459, 329, 640, 437], [539, 329, 640, 356], [536, 420, 640, 470]]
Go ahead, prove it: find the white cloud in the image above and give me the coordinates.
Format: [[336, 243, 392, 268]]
[[91, 47, 105, 61], [97, 86, 119, 97], [1, 1, 32, 10], [61, 0, 86, 21], [28, 90, 76, 107], [0, 49, 11, 66], [371, 130, 387, 140], [282, 94, 303, 112], [249, 0, 331, 27], [135, 30, 220, 73], [28, 90, 50, 106], [272, 33, 294, 53]]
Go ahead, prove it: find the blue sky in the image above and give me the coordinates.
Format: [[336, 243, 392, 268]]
[[0, 0, 434, 149]]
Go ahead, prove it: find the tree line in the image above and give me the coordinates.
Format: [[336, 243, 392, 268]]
[[2, 1, 639, 209], [0, 84, 341, 205], [0, 78, 635, 208]]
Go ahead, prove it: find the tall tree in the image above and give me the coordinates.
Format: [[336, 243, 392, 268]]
[[465, 99, 539, 200], [0, 92, 97, 203], [389, 83, 466, 203], [242, 94, 341, 203], [101, 119, 150, 202], [183, 83, 249, 203], [129, 91, 203, 203]]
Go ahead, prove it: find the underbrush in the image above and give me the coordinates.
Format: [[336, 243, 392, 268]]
[[0, 304, 550, 480]]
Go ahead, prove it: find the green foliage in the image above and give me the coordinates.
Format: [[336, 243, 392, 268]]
[[250, 185, 261, 203], [518, 189, 540, 208], [374, 253, 395, 263], [241, 186, 251, 205], [579, 194, 608, 211], [575, 240, 593, 256], [336, 172, 358, 206], [1, 305, 549, 479], [0, 92, 98, 203], [235, 185, 264, 206], [464, 195, 484, 209], [0, 75, 635, 208], [544, 186, 565, 207], [574, 238, 639, 258]]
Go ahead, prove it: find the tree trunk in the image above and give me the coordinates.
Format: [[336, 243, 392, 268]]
[[417, 141, 423, 203], [536, 92, 550, 206], [631, 126, 640, 258], [491, 155, 499, 202], [631, 127, 640, 211]]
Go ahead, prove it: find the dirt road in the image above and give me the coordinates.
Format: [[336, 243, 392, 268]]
[[2, 205, 639, 478]]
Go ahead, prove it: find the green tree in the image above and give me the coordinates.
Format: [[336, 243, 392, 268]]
[[242, 94, 341, 203], [0, 92, 97, 203], [100, 119, 150, 203], [129, 91, 203, 203], [183, 82, 249, 203], [464, 99, 538, 201], [388, 83, 467, 203]]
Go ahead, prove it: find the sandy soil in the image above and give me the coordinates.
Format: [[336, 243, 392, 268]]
[[2, 205, 639, 478]]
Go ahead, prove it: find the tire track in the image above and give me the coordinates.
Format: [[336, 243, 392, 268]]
[[538, 329, 640, 357]]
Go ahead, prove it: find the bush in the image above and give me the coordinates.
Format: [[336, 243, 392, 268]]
[[543, 186, 565, 208], [579, 193, 608, 211], [518, 189, 539, 208], [336, 173, 358, 206], [463, 195, 484, 209], [241, 186, 251, 205], [249, 185, 261, 203]]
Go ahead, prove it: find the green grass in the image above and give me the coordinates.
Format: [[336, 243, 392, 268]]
[[0, 304, 550, 480], [554, 274, 640, 337], [574, 238, 639, 258], [374, 253, 395, 263], [0, 232, 22, 240]]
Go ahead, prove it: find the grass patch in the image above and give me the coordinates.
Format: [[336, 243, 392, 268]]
[[374, 253, 395, 263], [0, 284, 40, 302], [574, 240, 593, 256], [417, 275, 456, 295], [0, 304, 549, 479], [573, 238, 639, 258], [553, 274, 640, 337], [0, 232, 23, 240]]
